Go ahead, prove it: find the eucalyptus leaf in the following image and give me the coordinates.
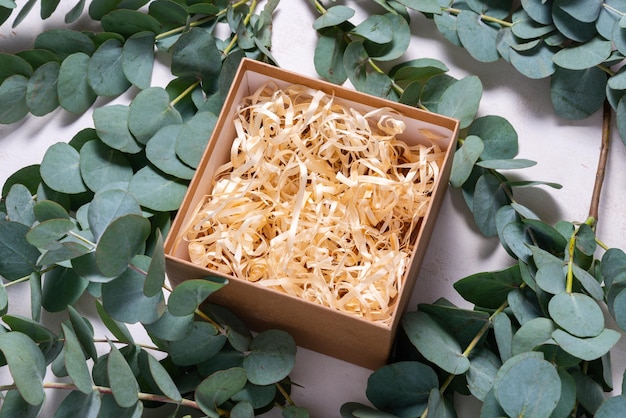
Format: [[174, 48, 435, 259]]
[[25, 61, 59, 116], [364, 13, 410, 61], [145, 125, 195, 180], [552, 37, 612, 70], [122, 31, 154, 89], [87, 38, 131, 97], [0, 75, 29, 123], [53, 390, 101, 418], [93, 105, 142, 154], [61, 322, 93, 394], [175, 111, 218, 168], [350, 14, 393, 44], [195, 367, 248, 414], [473, 172, 511, 236], [128, 166, 187, 212], [467, 348, 501, 402], [95, 214, 151, 277], [26, 218, 75, 249], [468, 115, 518, 160], [312, 5, 355, 30], [548, 292, 605, 338], [79, 140, 134, 193], [552, 328, 621, 361], [454, 264, 522, 309], [169, 321, 227, 366], [456, 10, 499, 62], [437, 75, 482, 128], [95, 299, 134, 345], [34, 29, 95, 60], [42, 267, 89, 312], [243, 329, 296, 385], [0, 221, 40, 281], [5, 183, 35, 226], [128, 87, 183, 145], [57, 52, 97, 114], [550, 67, 607, 120], [107, 343, 139, 408], [401, 311, 470, 375], [67, 305, 97, 361], [0, 390, 43, 418], [101, 9, 161, 38], [88, 189, 142, 241], [0, 332, 46, 406], [450, 135, 483, 187], [171, 27, 222, 81], [168, 277, 228, 317], [511, 317, 557, 356]]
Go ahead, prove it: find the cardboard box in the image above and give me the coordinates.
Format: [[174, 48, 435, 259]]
[[164, 58, 459, 369]]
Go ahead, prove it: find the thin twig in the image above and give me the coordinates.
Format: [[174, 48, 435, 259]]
[[588, 100, 612, 226]]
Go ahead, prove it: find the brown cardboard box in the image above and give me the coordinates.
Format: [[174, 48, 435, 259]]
[[164, 58, 459, 369]]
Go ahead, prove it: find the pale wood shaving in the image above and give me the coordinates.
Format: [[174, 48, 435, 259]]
[[184, 83, 444, 324]]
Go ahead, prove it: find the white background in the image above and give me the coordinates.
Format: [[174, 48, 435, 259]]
[[1, 2, 626, 417]]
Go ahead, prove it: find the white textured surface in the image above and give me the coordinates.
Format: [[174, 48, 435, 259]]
[[1, 2, 626, 417]]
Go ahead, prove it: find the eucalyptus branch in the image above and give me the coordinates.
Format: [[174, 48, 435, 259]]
[[588, 100, 612, 225], [223, 0, 258, 55], [91, 338, 166, 353], [443, 7, 513, 28], [170, 81, 201, 107], [67, 231, 96, 249]]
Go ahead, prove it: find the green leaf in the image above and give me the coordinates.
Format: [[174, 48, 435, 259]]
[[143, 308, 193, 342], [535, 263, 566, 295], [351, 14, 393, 43], [0, 284, 7, 316], [95, 214, 150, 277], [101, 9, 161, 38], [558, 0, 602, 23], [457, 11, 499, 62], [93, 105, 142, 154], [61, 323, 92, 394], [107, 343, 139, 408], [0, 390, 43, 418], [437, 76, 482, 128], [0, 332, 46, 406], [5, 184, 36, 226], [0, 75, 29, 123], [145, 125, 195, 180], [473, 172, 510, 236], [365, 13, 410, 61], [402, 311, 470, 375], [65, 0, 86, 23], [143, 230, 165, 297], [553, 37, 612, 70], [79, 140, 134, 193], [312, 5, 354, 30], [42, 267, 88, 312], [552, 1, 597, 42], [26, 218, 75, 249], [550, 66, 607, 120], [88, 189, 142, 241], [101, 255, 165, 324], [40, 142, 87, 194], [25, 61, 59, 116], [54, 390, 101, 418], [511, 317, 557, 356], [139, 350, 182, 402], [467, 348, 501, 402], [87, 38, 131, 97], [450, 135, 483, 187], [468, 115, 518, 160], [596, 396, 626, 418], [0, 52, 32, 84], [454, 264, 522, 309], [122, 31, 154, 90], [67, 305, 98, 361], [601, 248, 626, 288], [196, 367, 248, 414], [548, 292, 605, 338], [1, 164, 41, 197], [493, 312, 513, 362], [476, 159, 536, 170], [171, 27, 222, 81], [243, 329, 296, 385], [95, 299, 134, 344], [128, 87, 182, 144], [0, 221, 40, 281], [493, 355, 560, 418], [314, 28, 349, 85], [509, 41, 557, 79], [366, 361, 437, 417], [572, 263, 604, 300], [169, 321, 227, 366], [58, 52, 97, 114], [395, 0, 441, 14], [34, 29, 95, 60], [33, 200, 69, 222], [175, 111, 218, 168], [168, 277, 228, 317], [128, 166, 187, 211], [552, 328, 621, 361]]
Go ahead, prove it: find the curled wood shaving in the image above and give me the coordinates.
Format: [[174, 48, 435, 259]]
[[184, 83, 444, 324]]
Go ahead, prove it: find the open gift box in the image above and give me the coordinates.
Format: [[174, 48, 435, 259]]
[[164, 58, 459, 369]]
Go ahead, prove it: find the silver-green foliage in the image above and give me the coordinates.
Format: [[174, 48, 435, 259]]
[[0, 1, 303, 417]]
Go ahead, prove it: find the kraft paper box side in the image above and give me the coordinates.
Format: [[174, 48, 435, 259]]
[[164, 58, 459, 369]]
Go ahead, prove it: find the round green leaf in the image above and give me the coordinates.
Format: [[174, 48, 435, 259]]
[[437, 75, 482, 129], [146, 125, 195, 180], [79, 140, 134, 193], [457, 10, 499, 62], [494, 356, 560, 418], [95, 300, 135, 345], [552, 1, 597, 43], [552, 328, 621, 361], [521, 0, 553, 25], [596, 396, 626, 418], [535, 263, 566, 294], [25, 61, 59, 116], [40, 142, 87, 194], [601, 248, 626, 288], [450, 135, 484, 187], [195, 367, 248, 414], [231, 382, 276, 410], [243, 329, 296, 385], [61, 323, 92, 394], [350, 14, 393, 43], [140, 351, 182, 402], [170, 27, 222, 81], [128, 166, 187, 212], [364, 13, 410, 61], [101, 9, 161, 38], [466, 349, 501, 402], [1, 164, 41, 197], [5, 183, 36, 226], [0, 332, 46, 406], [175, 111, 217, 168], [365, 361, 437, 417], [548, 292, 605, 338], [453, 264, 522, 309], [122, 31, 154, 90], [609, 286, 626, 332], [0, 52, 32, 84], [0, 389, 43, 418], [148, 0, 189, 29], [88, 189, 142, 241], [401, 311, 470, 375], [26, 218, 75, 249], [143, 308, 194, 342], [509, 41, 557, 79], [34, 29, 95, 60], [57, 52, 97, 114], [511, 317, 557, 356], [553, 37, 612, 70], [550, 66, 607, 120], [473, 172, 510, 237], [468, 115, 518, 160], [87, 38, 131, 97], [169, 322, 227, 366], [15, 49, 60, 71], [95, 214, 151, 277], [0, 75, 29, 124], [101, 255, 165, 324], [572, 263, 604, 300], [312, 5, 355, 30], [107, 344, 139, 408], [128, 87, 183, 145], [168, 277, 228, 317], [93, 105, 143, 154]]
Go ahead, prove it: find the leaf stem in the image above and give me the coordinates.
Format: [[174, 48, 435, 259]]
[[67, 231, 97, 249], [2, 274, 32, 288], [223, 0, 258, 55], [276, 382, 295, 405], [170, 80, 200, 107], [91, 338, 166, 353], [588, 100, 612, 225], [443, 7, 513, 28]]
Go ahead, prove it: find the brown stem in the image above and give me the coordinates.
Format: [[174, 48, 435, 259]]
[[588, 100, 612, 225]]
